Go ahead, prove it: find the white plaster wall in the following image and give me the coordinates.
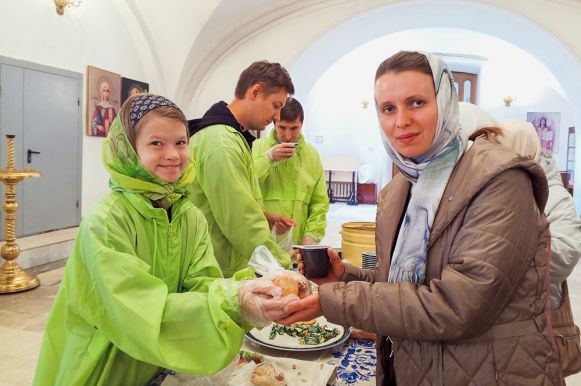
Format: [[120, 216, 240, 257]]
[[189, 0, 581, 211], [0, 0, 205, 216], [304, 28, 574, 191], [124, 0, 221, 98], [2, 0, 581, 217]]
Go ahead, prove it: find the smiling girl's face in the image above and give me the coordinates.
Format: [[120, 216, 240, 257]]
[[134, 113, 189, 183], [375, 70, 438, 159]]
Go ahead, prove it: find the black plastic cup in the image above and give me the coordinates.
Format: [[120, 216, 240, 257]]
[[299, 245, 330, 279]]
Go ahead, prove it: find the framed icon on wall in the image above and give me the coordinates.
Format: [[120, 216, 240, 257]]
[[527, 112, 560, 153], [121, 77, 149, 106], [87, 66, 121, 137]]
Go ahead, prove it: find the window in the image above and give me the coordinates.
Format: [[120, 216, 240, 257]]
[[452, 72, 478, 104]]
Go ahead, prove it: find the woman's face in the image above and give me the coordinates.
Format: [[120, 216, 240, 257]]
[[100, 82, 110, 101], [134, 113, 189, 183], [375, 70, 438, 159]]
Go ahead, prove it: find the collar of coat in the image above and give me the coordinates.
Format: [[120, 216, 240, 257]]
[[187, 101, 256, 148], [385, 137, 548, 247]]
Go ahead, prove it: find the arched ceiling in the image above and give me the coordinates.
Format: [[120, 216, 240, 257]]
[[117, 0, 581, 106], [116, 0, 581, 209]]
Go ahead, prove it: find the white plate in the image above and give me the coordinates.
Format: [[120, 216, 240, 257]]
[[246, 316, 350, 352]]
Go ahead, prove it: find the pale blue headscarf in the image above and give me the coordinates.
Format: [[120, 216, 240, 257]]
[[379, 52, 468, 284]]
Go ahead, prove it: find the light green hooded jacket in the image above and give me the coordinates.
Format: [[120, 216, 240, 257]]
[[33, 117, 252, 386], [252, 129, 329, 244], [188, 124, 291, 277]]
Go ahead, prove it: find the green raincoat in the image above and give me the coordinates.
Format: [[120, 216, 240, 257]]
[[252, 130, 329, 244], [34, 118, 252, 386], [188, 124, 291, 277]]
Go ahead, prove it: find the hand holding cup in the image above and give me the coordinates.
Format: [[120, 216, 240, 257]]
[[267, 142, 295, 161], [297, 247, 345, 285]]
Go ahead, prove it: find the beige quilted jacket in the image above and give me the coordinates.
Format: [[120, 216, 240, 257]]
[[320, 138, 564, 385]]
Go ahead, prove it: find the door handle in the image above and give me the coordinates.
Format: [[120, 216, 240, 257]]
[[27, 149, 40, 163]]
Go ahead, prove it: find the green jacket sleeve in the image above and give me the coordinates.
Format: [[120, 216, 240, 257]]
[[304, 167, 329, 241], [198, 145, 291, 268], [252, 146, 275, 185], [78, 212, 248, 376], [180, 213, 253, 330]]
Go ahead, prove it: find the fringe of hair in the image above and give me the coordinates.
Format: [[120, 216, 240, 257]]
[[468, 126, 504, 143]]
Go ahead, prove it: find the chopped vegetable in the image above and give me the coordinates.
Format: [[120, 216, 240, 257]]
[[239, 350, 263, 364]]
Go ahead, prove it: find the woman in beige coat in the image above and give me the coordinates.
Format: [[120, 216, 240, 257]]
[[279, 51, 563, 385]]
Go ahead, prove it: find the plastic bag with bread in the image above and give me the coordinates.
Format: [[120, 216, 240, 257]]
[[272, 272, 310, 299], [247, 245, 312, 300], [251, 362, 287, 386]]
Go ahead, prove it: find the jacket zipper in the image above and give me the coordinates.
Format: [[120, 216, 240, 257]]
[[387, 336, 395, 357]]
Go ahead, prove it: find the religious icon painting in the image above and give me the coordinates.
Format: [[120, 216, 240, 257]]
[[527, 112, 560, 153], [121, 77, 149, 106], [87, 66, 121, 137]]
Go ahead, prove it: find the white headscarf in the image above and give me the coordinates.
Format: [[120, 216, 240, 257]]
[[380, 52, 468, 183], [378, 52, 469, 284], [458, 103, 540, 161], [458, 102, 498, 134], [497, 120, 541, 162]]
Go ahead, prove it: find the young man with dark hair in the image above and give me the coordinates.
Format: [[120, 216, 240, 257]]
[[252, 98, 329, 245], [188, 60, 295, 277]]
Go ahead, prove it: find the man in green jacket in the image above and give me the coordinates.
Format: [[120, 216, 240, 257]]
[[188, 61, 295, 277], [252, 98, 329, 245]]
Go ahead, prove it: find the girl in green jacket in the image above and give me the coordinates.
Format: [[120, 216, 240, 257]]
[[33, 94, 294, 386]]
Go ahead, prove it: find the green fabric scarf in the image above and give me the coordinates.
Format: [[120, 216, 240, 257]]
[[102, 116, 195, 209]]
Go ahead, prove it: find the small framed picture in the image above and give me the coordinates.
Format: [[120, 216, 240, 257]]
[[527, 112, 560, 153], [121, 77, 149, 106], [87, 66, 121, 137]]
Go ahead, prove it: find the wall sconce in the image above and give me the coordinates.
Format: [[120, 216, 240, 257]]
[[503, 96, 515, 107], [54, 0, 82, 15], [361, 99, 369, 109]]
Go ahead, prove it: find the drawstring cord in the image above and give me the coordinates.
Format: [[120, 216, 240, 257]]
[[152, 218, 158, 277]]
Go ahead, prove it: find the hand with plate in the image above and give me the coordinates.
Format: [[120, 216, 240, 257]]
[[246, 316, 349, 352]]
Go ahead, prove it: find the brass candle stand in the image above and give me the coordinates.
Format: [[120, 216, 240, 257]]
[[0, 135, 41, 293]]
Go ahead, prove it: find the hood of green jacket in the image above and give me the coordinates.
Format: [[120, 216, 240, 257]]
[[102, 116, 195, 208]]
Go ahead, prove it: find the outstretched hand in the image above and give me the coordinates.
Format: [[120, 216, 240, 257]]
[[297, 248, 345, 285], [238, 279, 299, 328], [275, 293, 322, 325]]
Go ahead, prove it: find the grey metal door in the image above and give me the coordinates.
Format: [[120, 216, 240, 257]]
[[0, 58, 82, 237]]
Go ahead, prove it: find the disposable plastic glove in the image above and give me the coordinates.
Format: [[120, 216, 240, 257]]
[[238, 279, 299, 328]]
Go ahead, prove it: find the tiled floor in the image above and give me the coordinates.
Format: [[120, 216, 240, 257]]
[[0, 267, 63, 386], [1, 202, 580, 385]]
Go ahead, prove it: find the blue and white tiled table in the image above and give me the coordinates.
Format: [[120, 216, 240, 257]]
[[243, 337, 377, 385], [328, 339, 377, 385]]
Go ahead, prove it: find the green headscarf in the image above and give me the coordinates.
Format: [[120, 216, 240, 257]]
[[102, 116, 195, 209]]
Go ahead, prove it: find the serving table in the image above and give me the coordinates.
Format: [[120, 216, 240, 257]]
[[242, 335, 377, 385]]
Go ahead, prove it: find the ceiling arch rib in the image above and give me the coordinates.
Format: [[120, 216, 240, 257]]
[[174, 0, 382, 111]]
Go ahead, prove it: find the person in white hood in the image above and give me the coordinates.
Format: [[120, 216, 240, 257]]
[[459, 102, 581, 309]]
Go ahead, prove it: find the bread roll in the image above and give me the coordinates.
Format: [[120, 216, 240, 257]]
[[273, 273, 311, 299], [251, 362, 287, 386], [272, 274, 298, 297], [297, 279, 310, 299]]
